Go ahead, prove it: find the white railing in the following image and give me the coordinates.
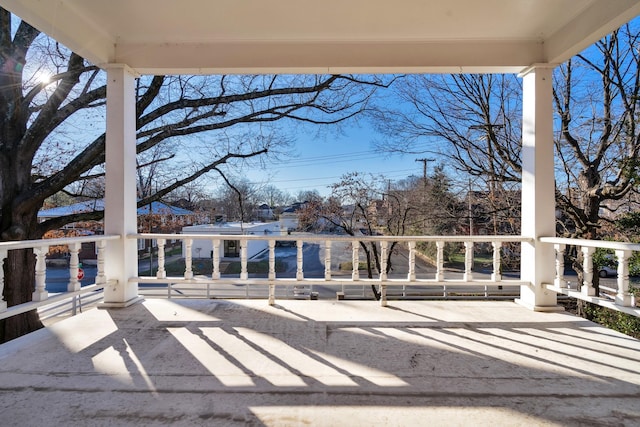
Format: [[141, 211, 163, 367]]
[[2, 233, 637, 323], [540, 237, 640, 317], [133, 233, 531, 306], [0, 234, 119, 321]]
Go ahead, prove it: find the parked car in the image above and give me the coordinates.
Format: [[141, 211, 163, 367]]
[[598, 265, 617, 278]]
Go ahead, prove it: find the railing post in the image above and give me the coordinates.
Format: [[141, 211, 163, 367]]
[[184, 238, 194, 279], [240, 239, 248, 280], [436, 241, 444, 282], [156, 238, 166, 279], [554, 244, 566, 288], [581, 246, 596, 296], [491, 241, 502, 282], [407, 241, 416, 281], [296, 240, 304, 280], [68, 242, 81, 292], [615, 249, 634, 307], [33, 246, 48, 302], [352, 242, 360, 281], [324, 240, 332, 280], [463, 241, 473, 282], [95, 240, 106, 285], [0, 249, 7, 312], [212, 239, 220, 279]]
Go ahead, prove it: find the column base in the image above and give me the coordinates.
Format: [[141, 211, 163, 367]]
[[99, 295, 144, 309], [515, 298, 565, 312]]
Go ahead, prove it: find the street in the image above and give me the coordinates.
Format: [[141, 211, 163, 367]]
[[44, 265, 97, 293]]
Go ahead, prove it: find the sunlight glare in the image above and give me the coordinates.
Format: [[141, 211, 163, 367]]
[[34, 70, 52, 85]]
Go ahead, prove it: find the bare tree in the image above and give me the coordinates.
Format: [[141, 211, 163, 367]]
[[554, 24, 640, 241], [258, 185, 293, 213], [301, 172, 413, 300], [0, 10, 390, 341], [372, 74, 523, 183], [373, 74, 523, 237], [374, 23, 640, 297]]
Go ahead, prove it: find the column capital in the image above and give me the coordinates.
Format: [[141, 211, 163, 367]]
[[518, 63, 558, 77], [101, 63, 140, 78]]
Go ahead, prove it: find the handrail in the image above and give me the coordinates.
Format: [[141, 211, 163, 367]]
[[135, 232, 532, 243], [539, 236, 640, 251], [0, 234, 120, 251]]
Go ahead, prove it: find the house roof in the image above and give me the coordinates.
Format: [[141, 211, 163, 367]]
[[1, 0, 638, 75], [136, 202, 193, 216], [183, 222, 280, 234], [38, 201, 193, 219]]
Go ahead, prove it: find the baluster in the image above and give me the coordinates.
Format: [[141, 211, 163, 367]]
[[407, 241, 416, 281], [554, 243, 566, 288], [0, 249, 7, 311], [380, 241, 388, 307], [615, 249, 634, 306], [212, 239, 220, 279], [33, 246, 48, 301], [68, 242, 81, 292], [240, 239, 248, 280], [296, 240, 303, 280], [380, 283, 388, 306], [324, 240, 332, 280], [184, 238, 193, 279], [95, 240, 106, 285], [581, 246, 595, 296], [352, 242, 360, 281], [380, 241, 388, 281], [463, 241, 473, 282], [268, 283, 275, 306], [491, 241, 502, 281], [268, 240, 276, 305], [156, 238, 166, 279], [268, 240, 276, 280], [436, 241, 444, 281]]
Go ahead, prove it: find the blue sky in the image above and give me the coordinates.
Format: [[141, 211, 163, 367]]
[[241, 124, 420, 198]]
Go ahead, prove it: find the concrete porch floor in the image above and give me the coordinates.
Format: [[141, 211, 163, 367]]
[[1, 299, 639, 426]]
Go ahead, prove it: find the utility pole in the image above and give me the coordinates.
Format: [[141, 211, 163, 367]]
[[415, 158, 436, 186], [416, 158, 436, 233]]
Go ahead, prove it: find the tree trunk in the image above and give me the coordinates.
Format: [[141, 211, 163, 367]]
[[0, 249, 41, 342], [0, 151, 45, 342]]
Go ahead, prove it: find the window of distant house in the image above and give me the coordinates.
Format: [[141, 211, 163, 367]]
[[224, 240, 240, 257]]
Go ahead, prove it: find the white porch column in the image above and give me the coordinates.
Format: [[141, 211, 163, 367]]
[[516, 65, 561, 312], [102, 64, 142, 307]]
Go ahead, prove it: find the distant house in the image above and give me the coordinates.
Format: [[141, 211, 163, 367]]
[[279, 202, 307, 231], [182, 221, 282, 259], [39, 200, 195, 259], [255, 204, 275, 221], [38, 200, 195, 227], [38, 200, 105, 229]]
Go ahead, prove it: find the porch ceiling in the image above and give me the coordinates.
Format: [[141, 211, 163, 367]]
[[1, 0, 639, 74]]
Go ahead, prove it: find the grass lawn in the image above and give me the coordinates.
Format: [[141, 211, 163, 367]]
[[445, 252, 493, 269]]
